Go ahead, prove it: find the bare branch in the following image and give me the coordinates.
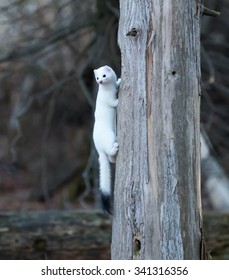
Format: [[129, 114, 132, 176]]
[[201, 5, 221, 17], [0, 17, 96, 63]]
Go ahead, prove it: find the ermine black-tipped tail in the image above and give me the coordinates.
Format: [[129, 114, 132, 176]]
[[101, 193, 113, 215]]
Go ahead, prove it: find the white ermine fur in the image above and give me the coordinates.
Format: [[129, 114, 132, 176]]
[[93, 65, 121, 213]]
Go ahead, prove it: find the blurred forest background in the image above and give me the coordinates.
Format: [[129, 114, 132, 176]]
[[0, 0, 228, 213]]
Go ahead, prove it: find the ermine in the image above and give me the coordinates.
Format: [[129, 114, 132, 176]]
[[93, 65, 121, 214]]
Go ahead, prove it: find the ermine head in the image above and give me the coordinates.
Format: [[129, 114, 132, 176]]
[[94, 65, 116, 85]]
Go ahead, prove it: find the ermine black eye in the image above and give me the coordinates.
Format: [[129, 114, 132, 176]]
[[103, 74, 106, 78], [96, 77, 99, 80]]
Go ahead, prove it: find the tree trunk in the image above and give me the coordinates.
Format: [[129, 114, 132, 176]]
[[112, 0, 202, 259]]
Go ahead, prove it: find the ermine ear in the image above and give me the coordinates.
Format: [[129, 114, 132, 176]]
[[93, 69, 98, 78], [104, 65, 111, 71]]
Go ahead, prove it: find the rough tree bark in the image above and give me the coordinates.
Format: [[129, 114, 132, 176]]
[[112, 0, 203, 259]]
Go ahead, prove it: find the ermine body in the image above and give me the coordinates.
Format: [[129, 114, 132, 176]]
[[93, 65, 121, 213]]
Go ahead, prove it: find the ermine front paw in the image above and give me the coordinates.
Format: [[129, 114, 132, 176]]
[[116, 78, 121, 87]]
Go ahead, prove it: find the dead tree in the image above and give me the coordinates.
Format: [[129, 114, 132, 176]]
[[112, 0, 203, 259]]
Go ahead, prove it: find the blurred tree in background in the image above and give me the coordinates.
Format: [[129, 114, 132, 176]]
[[0, 0, 228, 212]]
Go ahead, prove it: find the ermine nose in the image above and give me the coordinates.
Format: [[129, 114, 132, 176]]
[[99, 80, 103, 84]]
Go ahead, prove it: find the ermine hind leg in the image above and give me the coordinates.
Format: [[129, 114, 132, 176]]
[[108, 142, 119, 163], [109, 142, 119, 156]]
